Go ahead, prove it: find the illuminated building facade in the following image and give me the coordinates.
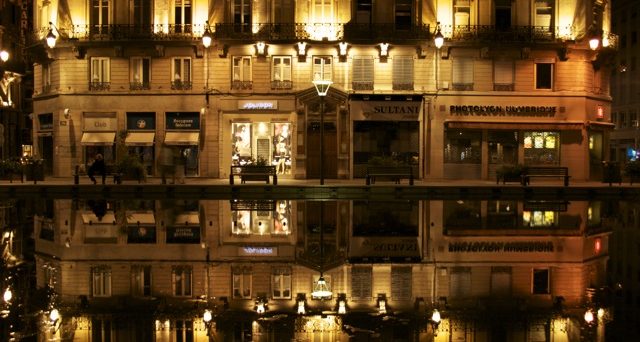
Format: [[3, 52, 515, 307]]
[[30, 0, 616, 182]]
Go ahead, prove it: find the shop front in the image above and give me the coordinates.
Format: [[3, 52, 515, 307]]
[[349, 95, 424, 178], [37, 113, 54, 175], [80, 112, 117, 166], [164, 112, 200, 177], [125, 112, 156, 176], [221, 99, 295, 179]]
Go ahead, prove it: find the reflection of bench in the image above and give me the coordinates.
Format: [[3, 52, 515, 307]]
[[521, 166, 569, 186], [366, 166, 414, 185], [74, 164, 123, 184], [229, 165, 277, 185]]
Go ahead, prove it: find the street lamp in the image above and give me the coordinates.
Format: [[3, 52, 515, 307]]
[[46, 22, 58, 49], [0, 50, 8, 62], [202, 21, 212, 48], [434, 22, 444, 49], [203, 309, 213, 336], [430, 309, 441, 335], [312, 79, 332, 185]]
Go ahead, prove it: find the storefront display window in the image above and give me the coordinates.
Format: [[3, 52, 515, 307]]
[[353, 121, 419, 177], [231, 200, 292, 236], [522, 211, 556, 227], [523, 131, 559, 165], [231, 122, 292, 175], [488, 131, 518, 164], [444, 130, 481, 164]]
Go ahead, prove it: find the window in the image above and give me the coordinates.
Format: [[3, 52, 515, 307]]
[[452, 58, 473, 90], [493, 60, 514, 91], [174, 0, 192, 33], [232, 56, 252, 90], [453, 0, 470, 27], [395, 0, 412, 30], [234, 0, 252, 29], [523, 131, 559, 165], [91, 0, 110, 35], [534, 0, 553, 31], [535, 62, 553, 89], [171, 57, 192, 90], [532, 269, 549, 294], [271, 267, 292, 299], [449, 267, 471, 298], [131, 265, 151, 297], [391, 266, 412, 300], [495, 0, 512, 31], [92, 318, 113, 342], [356, 0, 372, 24], [130, 57, 150, 90], [312, 56, 332, 81], [393, 56, 414, 90], [175, 320, 194, 342], [313, 0, 333, 23], [523, 210, 557, 227], [92, 266, 112, 297], [487, 200, 517, 229], [444, 200, 482, 230], [131, 0, 152, 28], [90, 57, 110, 91], [172, 266, 192, 297], [312, 274, 332, 299], [444, 129, 481, 164], [352, 56, 374, 90], [272, 56, 292, 89], [233, 267, 252, 298], [491, 267, 512, 296], [42, 63, 51, 93], [351, 266, 372, 300]]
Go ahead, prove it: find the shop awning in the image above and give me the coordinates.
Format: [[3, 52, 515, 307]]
[[126, 211, 156, 225], [444, 120, 584, 130], [174, 213, 200, 225], [125, 132, 155, 146], [164, 131, 199, 145], [587, 121, 615, 130], [80, 132, 116, 146], [81, 212, 117, 225]]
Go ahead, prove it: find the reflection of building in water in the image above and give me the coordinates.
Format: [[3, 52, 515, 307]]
[[32, 199, 610, 341]]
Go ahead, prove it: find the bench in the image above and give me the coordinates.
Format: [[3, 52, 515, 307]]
[[230, 165, 278, 185], [521, 166, 570, 186], [366, 166, 414, 185], [74, 164, 123, 184]]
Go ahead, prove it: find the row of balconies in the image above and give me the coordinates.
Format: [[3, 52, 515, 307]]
[[37, 23, 609, 46]]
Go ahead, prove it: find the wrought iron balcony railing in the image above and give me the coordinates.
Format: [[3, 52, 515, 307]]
[[343, 23, 431, 42], [393, 82, 414, 91], [443, 25, 563, 43], [352, 81, 374, 91], [271, 80, 293, 90], [493, 84, 515, 91], [130, 82, 151, 90], [171, 81, 192, 90], [451, 83, 474, 91], [232, 80, 253, 90], [89, 82, 110, 91]]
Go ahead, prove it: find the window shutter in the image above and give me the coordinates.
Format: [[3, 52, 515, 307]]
[[391, 266, 412, 300], [351, 266, 372, 299], [449, 267, 471, 298], [353, 56, 374, 82], [453, 58, 473, 84], [490, 266, 511, 296], [393, 56, 413, 84], [494, 60, 513, 84]]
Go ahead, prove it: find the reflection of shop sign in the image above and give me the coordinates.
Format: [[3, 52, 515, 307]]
[[362, 238, 418, 252], [83, 118, 117, 131], [238, 247, 278, 256], [238, 100, 278, 110], [448, 241, 554, 252], [450, 105, 557, 117], [361, 102, 420, 117]]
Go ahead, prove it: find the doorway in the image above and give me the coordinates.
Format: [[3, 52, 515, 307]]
[[307, 122, 337, 180]]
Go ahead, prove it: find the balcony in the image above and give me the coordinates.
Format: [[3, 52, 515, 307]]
[[442, 25, 571, 44], [343, 23, 431, 43], [89, 82, 110, 91]]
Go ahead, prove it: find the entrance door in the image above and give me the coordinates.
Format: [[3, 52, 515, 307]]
[[307, 122, 337, 180], [38, 136, 54, 175], [589, 132, 604, 181]]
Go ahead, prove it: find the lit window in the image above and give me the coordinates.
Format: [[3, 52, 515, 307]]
[[174, 0, 192, 33], [92, 266, 112, 297], [453, 0, 470, 27], [91, 0, 111, 35], [535, 0, 554, 31], [131, 265, 151, 297], [272, 267, 292, 299], [312, 56, 332, 81], [233, 267, 252, 299], [523, 211, 556, 227], [234, 0, 252, 31], [272, 56, 292, 89], [130, 57, 150, 90], [232, 56, 252, 90], [172, 266, 192, 297], [90, 57, 110, 90], [171, 57, 192, 90]]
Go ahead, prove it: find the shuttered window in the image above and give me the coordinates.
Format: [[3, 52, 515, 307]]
[[352, 56, 374, 90], [391, 266, 412, 300], [449, 267, 471, 298], [351, 266, 372, 300], [452, 58, 473, 90], [393, 56, 414, 90], [490, 266, 511, 296], [494, 60, 514, 91]]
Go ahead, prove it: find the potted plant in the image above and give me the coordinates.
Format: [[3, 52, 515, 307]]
[[116, 154, 146, 183], [0, 158, 22, 183], [21, 155, 45, 183], [496, 164, 524, 184]]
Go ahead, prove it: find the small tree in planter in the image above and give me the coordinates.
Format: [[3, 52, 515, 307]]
[[0, 158, 22, 183], [21, 155, 45, 183], [496, 164, 524, 184], [115, 130, 146, 183]]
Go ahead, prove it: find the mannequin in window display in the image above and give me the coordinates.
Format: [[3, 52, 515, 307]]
[[273, 124, 290, 174]]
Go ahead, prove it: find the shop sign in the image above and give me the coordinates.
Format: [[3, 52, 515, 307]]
[[166, 112, 200, 130], [39, 113, 53, 130], [238, 100, 278, 110], [351, 237, 420, 257], [238, 246, 278, 256], [166, 227, 200, 244], [361, 101, 421, 117], [450, 105, 557, 117], [83, 117, 117, 131], [448, 241, 554, 252], [127, 226, 156, 243], [127, 113, 156, 130]]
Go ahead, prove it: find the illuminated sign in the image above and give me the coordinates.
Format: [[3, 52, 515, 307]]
[[448, 241, 554, 252], [238, 100, 278, 110], [238, 246, 278, 256], [83, 117, 117, 131], [450, 105, 557, 117]]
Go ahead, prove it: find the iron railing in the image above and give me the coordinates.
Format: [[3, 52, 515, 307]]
[[89, 82, 110, 91], [231, 80, 253, 90], [171, 81, 192, 90], [343, 23, 432, 42]]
